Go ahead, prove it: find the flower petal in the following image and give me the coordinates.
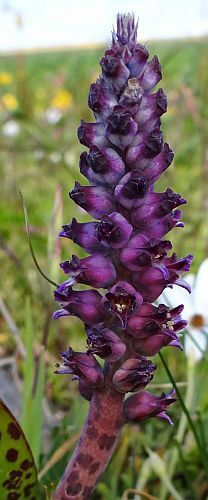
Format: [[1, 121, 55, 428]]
[[184, 326, 207, 362], [159, 284, 193, 320], [193, 259, 208, 315]]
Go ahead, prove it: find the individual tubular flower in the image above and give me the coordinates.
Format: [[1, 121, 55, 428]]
[[53, 285, 104, 324], [112, 357, 156, 393], [120, 235, 173, 271], [106, 105, 138, 149], [131, 189, 186, 231], [134, 88, 167, 131], [127, 303, 185, 355], [123, 390, 177, 425], [88, 79, 117, 119], [55, 347, 104, 387], [126, 128, 163, 165], [102, 281, 143, 328], [80, 146, 125, 186], [114, 170, 149, 209], [132, 253, 193, 302], [69, 182, 114, 218], [53, 13, 192, 499], [100, 49, 130, 92], [60, 254, 116, 288], [60, 212, 133, 254], [86, 326, 126, 362]]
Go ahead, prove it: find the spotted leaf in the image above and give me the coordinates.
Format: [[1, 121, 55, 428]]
[[0, 399, 38, 499]]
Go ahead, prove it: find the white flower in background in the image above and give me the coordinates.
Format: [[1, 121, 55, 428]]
[[2, 120, 20, 137], [34, 149, 44, 161], [45, 107, 62, 125], [159, 258, 208, 362], [64, 150, 76, 167], [49, 152, 62, 164]]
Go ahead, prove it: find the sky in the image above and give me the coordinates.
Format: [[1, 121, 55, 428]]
[[0, 0, 208, 52]]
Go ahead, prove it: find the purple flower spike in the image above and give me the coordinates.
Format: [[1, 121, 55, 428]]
[[53, 13, 192, 498], [123, 390, 177, 425], [54, 9, 190, 417]]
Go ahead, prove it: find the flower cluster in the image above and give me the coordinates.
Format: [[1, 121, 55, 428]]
[[54, 13, 192, 425]]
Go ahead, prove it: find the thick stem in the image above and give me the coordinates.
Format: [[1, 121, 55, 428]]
[[53, 387, 125, 499]]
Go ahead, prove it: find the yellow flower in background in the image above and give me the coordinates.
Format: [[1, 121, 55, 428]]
[[90, 71, 99, 83], [0, 333, 8, 343], [0, 72, 13, 85], [1, 93, 18, 110], [51, 89, 73, 110]]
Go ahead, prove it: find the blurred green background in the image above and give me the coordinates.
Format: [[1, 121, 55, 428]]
[[0, 39, 208, 499]]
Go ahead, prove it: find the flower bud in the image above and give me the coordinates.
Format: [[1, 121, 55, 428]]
[[54, 286, 104, 325], [116, 13, 138, 47], [100, 48, 130, 93], [123, 390, 176, 425], [128, 43, 149, 77], [88, 79, 117, 118], [78, 120, 107, 148], [113, 358, 156, 393], [139, 55, 162, 91]]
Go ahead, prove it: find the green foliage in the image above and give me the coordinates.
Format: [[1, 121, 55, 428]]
[[0, 399, 38, 499], [21, 298, 45, 468]]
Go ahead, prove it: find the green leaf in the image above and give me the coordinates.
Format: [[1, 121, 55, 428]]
[[0, 399, 38, 499], [21, 297, 35, 439], [21, 298, 46, 467], [29, 347, 46, 468]]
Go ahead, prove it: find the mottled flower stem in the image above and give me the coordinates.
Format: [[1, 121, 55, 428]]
[[53, 387, 125, 499]]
